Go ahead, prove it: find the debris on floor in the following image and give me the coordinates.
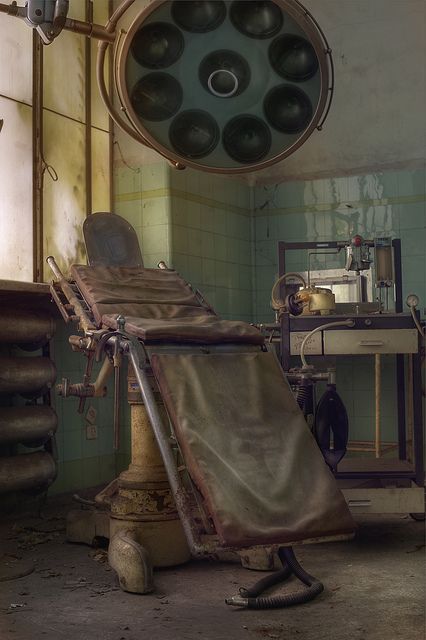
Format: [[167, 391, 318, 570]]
[[0, 508, 424, 640], [0, 555, 35, 583], [9, 519, 66, 550], [89, 548, 109, 565]]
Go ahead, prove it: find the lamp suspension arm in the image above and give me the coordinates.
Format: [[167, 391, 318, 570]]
[[0, 0, 154, 150], [0, 1, 115, 42], [62, 16, 115, 42], [0, 2, 26, 18]]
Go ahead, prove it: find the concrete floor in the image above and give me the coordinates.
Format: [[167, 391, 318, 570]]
[[0, 495, 424, 640]]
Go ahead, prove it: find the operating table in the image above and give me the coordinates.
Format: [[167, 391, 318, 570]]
[[47, 212, 355, 608]]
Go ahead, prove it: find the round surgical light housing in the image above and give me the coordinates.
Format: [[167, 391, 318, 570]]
[[115, 0, 333, 173]]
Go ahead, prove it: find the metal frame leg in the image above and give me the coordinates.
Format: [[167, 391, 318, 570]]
[[124, 338, 206, 556], [412, 349, 424, 487]]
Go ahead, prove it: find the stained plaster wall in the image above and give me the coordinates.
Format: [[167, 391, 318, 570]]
[[44, 0, 114, 494]]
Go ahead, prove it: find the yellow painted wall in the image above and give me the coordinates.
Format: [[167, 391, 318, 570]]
[[0, 19, 33, 281], [42, 0, 111, 281], [0, 1, 112, 284]]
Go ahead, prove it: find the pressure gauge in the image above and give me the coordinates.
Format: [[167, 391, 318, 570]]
[[406, 293, 419, 308]]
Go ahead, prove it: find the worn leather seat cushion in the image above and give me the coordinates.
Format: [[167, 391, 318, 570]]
[[103, 314, 264, 344], [71, 264, 263, 345], [151, 350, 355, 547], [71, 265, 207, 322]]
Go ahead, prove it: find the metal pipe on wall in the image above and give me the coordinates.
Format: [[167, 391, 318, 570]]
[[0, 311, 55, 346], [0, 356, 56, 395], [406, 353, 414, 463], [375, 354, 381, 458], [0, 451, 57, 494], [0, 406, 57, 445], [32, 29, 44, 283], [85, 0, 92, 217]]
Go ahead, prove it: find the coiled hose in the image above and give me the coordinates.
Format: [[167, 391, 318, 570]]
[[225, 547, 324, 609], [296, 384, 310, 411], [296, 380, 314, 420], [271, 272, 307, 316]]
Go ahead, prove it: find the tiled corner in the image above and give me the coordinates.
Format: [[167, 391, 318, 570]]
[[169, 169, 253, 320]]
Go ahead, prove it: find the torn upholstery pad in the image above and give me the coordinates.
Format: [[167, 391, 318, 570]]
[[151, 350, 355, 548], [71, 265, 263, 345]]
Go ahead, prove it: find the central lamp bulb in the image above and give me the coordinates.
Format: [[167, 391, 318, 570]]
[[207, 69, 239, 97]]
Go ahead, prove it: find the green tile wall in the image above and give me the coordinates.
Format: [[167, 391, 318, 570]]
[[169, 168, 252, 321], [114, 163, 172, 267], [49, 322, 119, 494], [253, 169, 426, 323], [114, 162, 253, 320]]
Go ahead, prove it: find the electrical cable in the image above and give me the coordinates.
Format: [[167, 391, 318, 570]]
[[300, 319, 354, 368], [410, 306, 425, 337]]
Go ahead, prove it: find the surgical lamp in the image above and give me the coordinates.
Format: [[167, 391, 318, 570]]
[[0, 0, 334, 173]]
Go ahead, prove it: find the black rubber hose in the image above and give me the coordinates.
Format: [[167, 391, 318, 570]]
[[226, 547, 324, 610], [239, 564, 292, 598], [245, 580, 324, 609], [277, 547, 317, 585]]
